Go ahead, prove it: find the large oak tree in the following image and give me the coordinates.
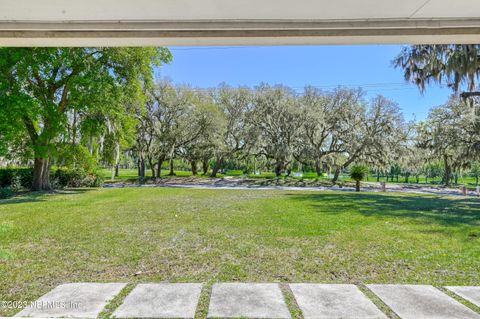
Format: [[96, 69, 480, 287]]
[[0, 48, 171, 190]]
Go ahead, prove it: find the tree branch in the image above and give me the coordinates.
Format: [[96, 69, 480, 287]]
[[22, 116, 38, 143]]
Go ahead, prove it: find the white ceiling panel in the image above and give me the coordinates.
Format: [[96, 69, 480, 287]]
[[413, 0, 480, 18], [0, 0, 479, 45], [1, 0, 426, 21]]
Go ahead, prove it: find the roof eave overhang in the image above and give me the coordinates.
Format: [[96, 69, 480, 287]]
[[1, 18, 480, 46]]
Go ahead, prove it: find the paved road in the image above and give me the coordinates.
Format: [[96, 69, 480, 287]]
[[104, 180, 479, 197]]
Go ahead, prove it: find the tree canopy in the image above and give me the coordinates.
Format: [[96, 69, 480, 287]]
[[393, 45, 480, 98], [0, 47, 172, 190]]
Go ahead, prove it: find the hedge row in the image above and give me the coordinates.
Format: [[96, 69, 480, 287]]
[[0, 167, 103, 194], [0, 168, 33, 189], [52, 168, 103, 188]]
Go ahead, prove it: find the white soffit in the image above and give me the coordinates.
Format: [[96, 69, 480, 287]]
[[0, 0, 480, 46]]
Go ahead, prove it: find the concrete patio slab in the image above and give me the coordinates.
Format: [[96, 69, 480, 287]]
[[16, 282, 126, 318], [446, 286, 480, 307], [208, 283, 291, 318], [113, 283, 202, 318], [367, 284, 480, 319], [290, 284, 387, 319]]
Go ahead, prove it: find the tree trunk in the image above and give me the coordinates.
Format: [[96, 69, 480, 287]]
[[332, 155, 356, 183], [286, 167, 292, 177], [150, 166, 156, 178], [32, 157, 51, 191], [138, 157, 145, 179], [274, 161, 283, 177], [168, 144, 176, 176], [211, 156, 223, 177], [355, 180, 360, 192], [147, 157, 155, 178], [315, 159, 322, 177], [202, 160, 209, 175], [169, 158, 175, 176], [476, 176, 479, 186], [156, 155, 165, 178], [443, 155, 451, 186], [115, 164, 119, 177], [112, 142, 120, 179], [140, 158, 145, 178], [376, 170, 380, 182], [191, 161, 198, 175], [332, 167, 341, 183], [71, 109, 77, 145]]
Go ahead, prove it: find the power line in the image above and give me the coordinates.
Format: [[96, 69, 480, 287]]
[[166, 84, 417, 93], [289, 82, 411, 89], [184, 83, 413, 90], [169, 46, 272, 51]]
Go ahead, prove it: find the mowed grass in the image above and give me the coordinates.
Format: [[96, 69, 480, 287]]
[[101, 168, 195, 181], [0, 188, 479, 316]]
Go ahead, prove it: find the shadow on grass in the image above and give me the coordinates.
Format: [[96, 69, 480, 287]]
[[0, 188, 95, 205], [287, 192, 480, 227]]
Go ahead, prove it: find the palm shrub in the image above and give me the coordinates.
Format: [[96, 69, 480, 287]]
[[350, 165, 368, 192]]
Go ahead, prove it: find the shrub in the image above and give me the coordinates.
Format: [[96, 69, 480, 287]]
[[0, 187, 14, 199], [302, 172, 328, 179], [56, 144, 98, 173], [0, 168, 33, 189], [17, 169, 34, 189], [247, 172, 277, 179], [53, 168, 83, 187], [225, 170, 244, 176], [0, 167, 102, 191], [83, 172, 104, 187], [52, 168, 103, 188], [350, 165, 369, 192], [0, 169, 14, 188]]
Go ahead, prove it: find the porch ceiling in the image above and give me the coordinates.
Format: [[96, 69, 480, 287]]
[[1, 0, 479, 46]]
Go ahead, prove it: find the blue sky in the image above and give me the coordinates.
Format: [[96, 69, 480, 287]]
[[158, 45, 452, 121]]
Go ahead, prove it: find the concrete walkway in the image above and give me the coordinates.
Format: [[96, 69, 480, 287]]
[[9, 283, 480, 319]]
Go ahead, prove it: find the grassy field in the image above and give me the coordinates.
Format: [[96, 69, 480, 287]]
[[101, 168, 195, 181], [1, 188, 479, 316]]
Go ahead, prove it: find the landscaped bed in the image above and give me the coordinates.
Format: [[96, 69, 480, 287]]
[[1, 188, 479, 316]]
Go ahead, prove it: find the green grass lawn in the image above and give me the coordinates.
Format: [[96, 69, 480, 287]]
[[101, 168, 202, 182], [1, 188, 479, 316]]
